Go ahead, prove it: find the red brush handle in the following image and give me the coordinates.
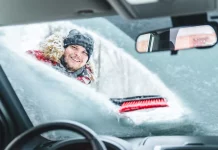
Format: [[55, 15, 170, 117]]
[[119, 98, 168, 113]]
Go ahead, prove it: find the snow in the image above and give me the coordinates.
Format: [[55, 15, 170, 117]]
[[0, 20, 191, 138]]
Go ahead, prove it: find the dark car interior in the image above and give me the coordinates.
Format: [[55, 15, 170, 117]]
[[1, 0, 218, 149]]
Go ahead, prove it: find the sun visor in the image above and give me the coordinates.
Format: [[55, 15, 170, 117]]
[[107, 0, 218, 19], [0, 0, 115, 26]]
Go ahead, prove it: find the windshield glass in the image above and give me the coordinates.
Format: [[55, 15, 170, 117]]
[[0, 16, 217, 139]]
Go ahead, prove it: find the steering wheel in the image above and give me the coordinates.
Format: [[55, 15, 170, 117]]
[[5, 121, 107, 150]]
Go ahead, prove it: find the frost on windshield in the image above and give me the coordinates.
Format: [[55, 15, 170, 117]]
[[0, 19, 191, 139]]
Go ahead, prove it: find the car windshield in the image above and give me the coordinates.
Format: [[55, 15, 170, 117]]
[[0, 16, 218, 140]]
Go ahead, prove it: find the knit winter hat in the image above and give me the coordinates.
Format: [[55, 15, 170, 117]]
[[63, 29, 94, 62]]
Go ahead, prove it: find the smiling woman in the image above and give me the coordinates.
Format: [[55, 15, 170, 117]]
[[27, 29, 95, 85], [64, 45, 89, 71]]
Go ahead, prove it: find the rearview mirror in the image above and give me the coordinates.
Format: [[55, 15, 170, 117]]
[[136, 25, 217, 53]]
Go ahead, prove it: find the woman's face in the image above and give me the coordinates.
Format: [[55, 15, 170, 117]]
[[64, 45, 88, 71]]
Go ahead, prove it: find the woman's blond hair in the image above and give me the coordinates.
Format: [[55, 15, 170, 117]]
[[40, 32, 65, 63]]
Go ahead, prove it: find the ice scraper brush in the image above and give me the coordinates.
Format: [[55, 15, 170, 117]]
[[110, 95, 168, 113]]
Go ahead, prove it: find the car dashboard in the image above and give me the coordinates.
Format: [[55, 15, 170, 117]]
[[27, 135, 218, 150], [28, 135, 131, 150]]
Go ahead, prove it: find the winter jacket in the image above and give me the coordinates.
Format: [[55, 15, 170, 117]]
[[27, 50, 94, 84]]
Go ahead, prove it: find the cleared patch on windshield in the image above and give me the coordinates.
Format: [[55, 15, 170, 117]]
[[0, 19, 191, 139]]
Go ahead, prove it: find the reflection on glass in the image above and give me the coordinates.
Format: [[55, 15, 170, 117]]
[[174, 25, 217, 50], [136, 33, 151, 53], [126, 0, 158, 5]]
